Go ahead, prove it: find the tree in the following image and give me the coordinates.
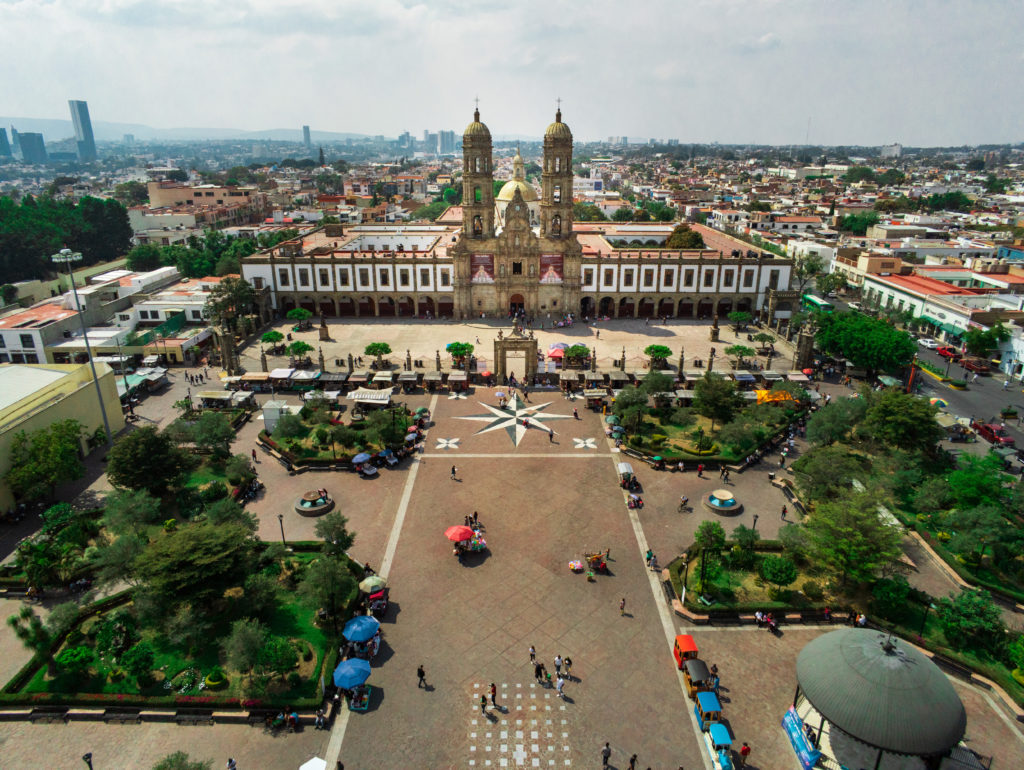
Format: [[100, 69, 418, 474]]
[[871, 575, 912, 621], [639, 371, 673, 395], [859, 388, 943, 451], [815, 272, 847, 297], [93, 533, 147, 586], [223, 618, 266, 678], [107, 426, 190, 495], [260, 635, 298, 680], [759, 555, 798, 596], [412, 201, 448, 221], [0, 283, 17, 305], [55, 645, 93, 676], [665, 224, 705, 249], [692, 372, 744, 432], [191, 411, 235, 459], [805, 398, 867, 446], [730, 524, 760, 567], [288, 340, 314, 358], [8, 606, 57, 675], [839, 211, 879, 235], [947, 505, 1016, 566], [695, 520, 727, 553], [965, 158, 986, 171], [791, 445, 867, 502], [964, 322, 1010, 358], [446, 341, 474, 363], [261, 330, 284, 345], [272, 413, 307, 439], [120, 641, 155, 683], [727, 311, 753, 329], [843, 166, 876, 184], [365, 342, 392, 366], [126, 244, 162, 272], [612, 208, 634, 222], [804, 491, 903, 586], [286, 307, 313, 323], [5, 419, 85, 501], [611, 385, 648, 432], [724, 345, 755, 367], [134, 523, 255, 613], [791, 253, 824, 294], [152, 752, 213, 770], [815, 313, 915, 375], [203, 276, 256, 334], [103, 488, 163, 534], [936, 589, 1006, 655], [752, 332, 775, 349], [572, 202, 607, 222], [564, 344, 590, 363], [642, 344, 671, 369], [314, 511, 356, 557], [299, 557, 357, 634]]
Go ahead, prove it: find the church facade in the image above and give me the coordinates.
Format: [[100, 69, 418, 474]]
[[241, 108, 796, 322]]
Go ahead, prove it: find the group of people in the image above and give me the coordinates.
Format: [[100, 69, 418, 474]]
[[754, 610, 779, 634], [529, 646, 572, 700], [186, 369, 209, 386]]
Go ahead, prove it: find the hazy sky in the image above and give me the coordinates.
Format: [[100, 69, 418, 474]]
[[2, 0, 1022, 145]]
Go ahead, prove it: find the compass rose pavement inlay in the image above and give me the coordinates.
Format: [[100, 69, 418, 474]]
[[455, 393, 574, 446]]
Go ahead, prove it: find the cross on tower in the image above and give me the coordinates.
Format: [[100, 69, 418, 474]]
[[556, 97, 562, 109], [474, 96, 480, 110]]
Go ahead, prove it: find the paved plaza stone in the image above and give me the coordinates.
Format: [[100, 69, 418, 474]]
[[1, 318, 1023, 768]]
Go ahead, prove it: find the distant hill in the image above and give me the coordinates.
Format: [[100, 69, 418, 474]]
[[0, 116, 370, 143]]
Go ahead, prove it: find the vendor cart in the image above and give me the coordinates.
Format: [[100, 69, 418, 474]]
[[347, 684, 372, 712], [673, 634, 699, 668], [583, 388, 607, 411]]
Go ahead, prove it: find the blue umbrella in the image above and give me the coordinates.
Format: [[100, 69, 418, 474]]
[[343, 615, 380, 642], [333, 658, 371, 689], [353, 453, 372, 464]]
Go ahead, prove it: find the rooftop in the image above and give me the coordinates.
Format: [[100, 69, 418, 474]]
[[0, 301, 76, 330], [0, 364, 70, 413]]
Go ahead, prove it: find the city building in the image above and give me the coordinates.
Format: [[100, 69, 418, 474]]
[[17, 132, 47, 164], [129, 181, 268, 236], [242, 108, 795, 322], [0, 363, 125, 509], [68, 99, 97, 161], [438, 130, 456, 155], [303, 125, 311, 148], [0, 127, 10, 158]]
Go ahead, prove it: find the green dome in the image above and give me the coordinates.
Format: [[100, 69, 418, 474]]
[[796, 629, 966, 756]]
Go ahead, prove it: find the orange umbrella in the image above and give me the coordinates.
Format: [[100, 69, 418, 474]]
[[445, 525, 474, 542]]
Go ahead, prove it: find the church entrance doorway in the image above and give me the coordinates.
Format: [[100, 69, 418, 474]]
[[580, 297, 595, 318], [505, 350, 526, 380], [509, 293, 525, 315]]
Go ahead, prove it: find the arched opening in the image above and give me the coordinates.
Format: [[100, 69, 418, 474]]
[[474, 186, 482, 203], [657, 298, 674, 317], [677, 299, 694, 318], [509, 293, 525, 315], [580, 297, 595, 318], [299, 296, 316, 313], [280, 297, 296, 313], [737, 298, 753, 313], [599, 297, 615, 317], [336, 297, 355, 316], [358, 296, 375, 316], [438, 298, 454, 318], [697, 298, 714, 319], [397, 296, 414, 316], [618, 297, 635, 318], [473, 215, 483, 236], [645, 239, 659, 246], [638, 298, 655, 318], [551, 214, 561, 235], [378, 297, 396, 317], [318, 299, 335, 317], [418, 297, 435, 317], [717, 298, 733, 318]]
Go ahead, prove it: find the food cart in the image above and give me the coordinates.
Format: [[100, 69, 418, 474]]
[[196, 390, 232, 409], [291, 369, 322, 392], [583, 388, 607, 411], [702, 722, 734, 769], [673, 634, 699, 668], [398, 371, 419, 393], [683, 658, 713, 699], [371, 369, 396, 390], [240, 371, 272, 392], [448, 371, 468, 392], [348, 684, 372, 712], [693, 691, 723, 731], [423, 371, 443, 392], [617, 462, 640, 491]]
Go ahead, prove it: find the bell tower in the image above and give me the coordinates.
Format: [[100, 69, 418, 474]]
[[540, 105, 574, 240], [462, 106, 495, 239]]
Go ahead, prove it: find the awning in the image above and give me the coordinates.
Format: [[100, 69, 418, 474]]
[[733, 371, 756, 382], [241, 372, 270, 382], [878, 375, 901, 387], [632, 370, 648, 381], [936, 413, 957, 429], [372, 370, 396, 383], [398, 372, 418, 382], [347, 388, 392, 405], [584, 371, 603, 381], [919, 315, 942, 327], [197, 391, 232, 401], [304, 390, 340, 401], [786, 372, 809, 382], [291, 370, 321, 381], [269, 368, 296, 380], [608, 371, 629, 382], [142, 355, 160, 366], [348, 370, 370, 383], [560, 370, 581, 381], [683, 370, 704, 380], [583, 388, 607, 398], [761, 370, 783, 381], [674, 390, 694, 399], [448, 371, 467, 382], [423, 371, 443, 382], [319, 372, 349, 384], [231, 391, 254, 405]]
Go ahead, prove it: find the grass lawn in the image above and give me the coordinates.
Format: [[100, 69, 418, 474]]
[[677, 553, 825, 610], [184, 462, 229, 490]]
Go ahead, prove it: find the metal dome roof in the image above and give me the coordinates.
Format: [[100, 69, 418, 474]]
[[796, 629, 966, 756], [545, 109, 572, 139], [463, 109, 490, 138]]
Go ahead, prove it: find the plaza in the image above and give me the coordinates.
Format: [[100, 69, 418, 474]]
[[0, 317, 1022, 769]]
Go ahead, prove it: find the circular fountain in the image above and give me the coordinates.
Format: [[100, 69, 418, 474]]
[[294, 490, 335, 517], [702, 488, 743, 516]]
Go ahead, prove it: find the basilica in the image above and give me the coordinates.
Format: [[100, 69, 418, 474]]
[[242, 108, 795, 322]]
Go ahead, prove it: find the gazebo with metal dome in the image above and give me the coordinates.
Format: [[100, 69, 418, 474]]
[[792, 628, 970, 770]]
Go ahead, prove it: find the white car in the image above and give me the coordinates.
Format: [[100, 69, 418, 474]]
[[918, 338, 940, 349], [847, 301, 861, 312]]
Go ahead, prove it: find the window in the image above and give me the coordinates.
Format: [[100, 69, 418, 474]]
[[19, 334, 34, 348], [604, 269, 614, 284], [399, 270, 409, 287], [475, 157, 481, 172], [338, 271, 349, 287], [24, 353, 38, 364], [623, 272, 634, 288], [551, 214, 561, 235], [440, 272, 450, 287], [743, 271, 754, 288], [722, 271, 734, 288], [684, 269, 695, 286], [897, 299, 904, 311], [191, 310, 202, 320], [319, 269, 329, 285], [139, 310, 149, 320], [420, 268, 430, 285], [643, 271, 654, 287], [553, 185, 561, 203], [0, 336, 5, 348], [379, 271, 389, 286], [704, 272, 714, 287], [555, 157, 561, 172], [298, 269, 309, 287], [513, 262, 522, 275], [474, 187, 482, 204], [118, 314, 130, 321], [664, 269, 675, 285], [768, 270, 779, 290], [278, 268, 290, 286], [252, 277, 264, 290], [583, 269, 594, 284]]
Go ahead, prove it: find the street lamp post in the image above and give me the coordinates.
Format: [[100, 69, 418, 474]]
[[52, 249, 112, 445], [918, 601, 936, 638], [82, 753, 93, 770], [277, 513, 286, 546], [114, 336, 132, 415], [752, 514, 759, 531]]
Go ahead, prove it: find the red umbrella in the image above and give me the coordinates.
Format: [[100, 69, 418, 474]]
[[548, 349, 565, 359], [445, 525, 474, 542], [407, 426, 419, 433], [802, 368, 814, 375], [481, 370, 493, 377]]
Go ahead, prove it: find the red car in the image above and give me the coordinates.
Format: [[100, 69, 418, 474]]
[[936, 346, 962, 360], [960, 358, 990, 373], [972, 421, 1015, 446]]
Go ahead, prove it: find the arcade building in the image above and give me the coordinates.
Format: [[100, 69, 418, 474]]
[[242, 108, 795, 321]]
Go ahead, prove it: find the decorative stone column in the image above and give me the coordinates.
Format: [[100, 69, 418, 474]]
[[709, 314, 720, 342]]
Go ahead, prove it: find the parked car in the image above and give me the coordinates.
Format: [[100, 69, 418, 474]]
[[936, 346, 962, 360], [918, 338, 940, 349], [847, 301, 861, 312], [960, 357, 990, 373], [972, 420, 1015, 446]]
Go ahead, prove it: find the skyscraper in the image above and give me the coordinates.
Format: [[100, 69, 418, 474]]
[[0, 128, 10, 158], [68, 100, 97, 161], [10, 126, 20, 155], [18, 133, 48, 164], [303, 125, 311, 148]]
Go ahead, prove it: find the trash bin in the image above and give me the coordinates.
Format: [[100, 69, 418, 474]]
[[768, 471, 776, 481]]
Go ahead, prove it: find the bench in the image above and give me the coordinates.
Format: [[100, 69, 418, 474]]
[[661, 580, 676, 606], [247, 710, 278, 727], [698, 594, 714, 607], [707, 610, 743, 626], [799, 610, 833, 624], [175, 710, 213, 725], [103, 709, 141, 724], [931, 654, 975, 682], [28, 707, 68, 723]]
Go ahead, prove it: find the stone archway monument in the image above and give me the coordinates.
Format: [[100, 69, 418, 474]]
[[493, 328, 538, 381]]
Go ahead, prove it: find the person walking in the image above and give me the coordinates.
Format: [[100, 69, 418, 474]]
[[548, 429, 554, 442], [554, 654, 562, 675], [629, 754, 638, 770], [781, 505, 787, 521], [697, 463, 704, 478], [529, 644, 536, 663], [601, 742, 612, 766], [556, 675, 565, 699], [417, 664, 426, 688], [738, 742, 751, 767], [619, 597, 626, 616], [227, 760, 237, 770], [489, 682, 498, 707], [480, 694, 488, 714], [573, 408, 579, 420], [645, 549, 653, 566], [534, 662, 544, 682], [563, 656, 572, 677], [1003, 379, 1010, 391], [252, 448, 258, 463], [451, 465, 457, 480]]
